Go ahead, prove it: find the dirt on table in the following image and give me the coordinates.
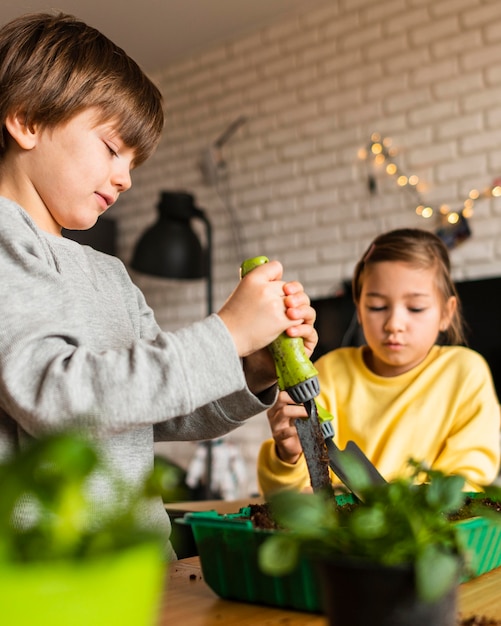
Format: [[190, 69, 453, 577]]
[[247, 503, 281, 530], [447, 496, 501, 521], [246, 497, 501, 529]]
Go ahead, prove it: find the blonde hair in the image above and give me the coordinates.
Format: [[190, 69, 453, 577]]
[[352, 228, 465, 345], [0, 12, 164, 166]]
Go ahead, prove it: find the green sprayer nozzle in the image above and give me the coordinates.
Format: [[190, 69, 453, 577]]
[[240, 256, 319, 403]]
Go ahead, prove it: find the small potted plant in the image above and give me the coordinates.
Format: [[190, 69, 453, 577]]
[[0, 432, 174, 626], [258, 456, 501, 626]]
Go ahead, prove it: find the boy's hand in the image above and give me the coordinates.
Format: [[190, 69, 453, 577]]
[[217, 260, 317, 394], [218, 260, 316, 357], [243, 285, 318, 393], [267, 390, 306, 464], [281, 279, 317, 357]]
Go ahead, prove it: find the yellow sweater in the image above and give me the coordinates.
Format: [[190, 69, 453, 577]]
[[257, 345, 501, 495]]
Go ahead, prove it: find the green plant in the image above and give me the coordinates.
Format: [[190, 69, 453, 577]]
[[258, 456, 501, 603], [0, 432, 178, 563]]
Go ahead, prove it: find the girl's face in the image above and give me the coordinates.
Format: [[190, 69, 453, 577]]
[[357, 261, 456, 377]]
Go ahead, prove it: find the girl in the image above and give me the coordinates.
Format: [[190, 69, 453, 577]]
[[257, 228, 500, 495]]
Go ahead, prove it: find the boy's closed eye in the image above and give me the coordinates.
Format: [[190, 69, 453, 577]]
[[105, 142, 119, 157]]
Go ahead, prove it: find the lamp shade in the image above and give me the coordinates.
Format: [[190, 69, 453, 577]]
[[131, 191, 209, 279]]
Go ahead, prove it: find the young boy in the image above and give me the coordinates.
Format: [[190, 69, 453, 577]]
[[0, 12, 317, 560]]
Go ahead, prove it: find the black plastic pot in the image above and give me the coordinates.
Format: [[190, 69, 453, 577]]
[[317, 557, 458, 626]]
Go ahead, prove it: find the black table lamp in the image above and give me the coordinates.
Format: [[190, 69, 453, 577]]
[[131, 190, 217, 498], [131, 191, 213, 314]]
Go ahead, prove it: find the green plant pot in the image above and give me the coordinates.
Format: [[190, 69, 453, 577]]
[[317, 557, 458, 626], [0, 542, 166, 626]]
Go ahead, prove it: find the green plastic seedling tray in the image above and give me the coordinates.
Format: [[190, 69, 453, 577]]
[[180, 492, 501, 613]]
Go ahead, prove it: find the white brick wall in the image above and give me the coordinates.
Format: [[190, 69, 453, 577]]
[[112, 0, 501, 496]]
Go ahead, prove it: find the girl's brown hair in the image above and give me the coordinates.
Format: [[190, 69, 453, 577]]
[[0, 12, 164, 166], [352, 228, 465, 345]]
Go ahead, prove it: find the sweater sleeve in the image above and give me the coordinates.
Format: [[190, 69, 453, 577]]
[[430, 350, 500, 489], [0, 203, 267, 438], [257, 438, 313, 496], [154, 386, 278, 442]]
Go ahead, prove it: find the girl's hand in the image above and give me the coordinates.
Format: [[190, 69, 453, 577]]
[[266, 390, 306, 464]]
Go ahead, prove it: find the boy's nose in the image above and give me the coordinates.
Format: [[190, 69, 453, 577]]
[[112, 165, 132, 192]]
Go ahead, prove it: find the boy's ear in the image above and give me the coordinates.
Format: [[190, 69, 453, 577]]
[[4, 111, 38, 150]]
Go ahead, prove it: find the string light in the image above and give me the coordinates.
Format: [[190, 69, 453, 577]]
[[358, 134, 501, 224]]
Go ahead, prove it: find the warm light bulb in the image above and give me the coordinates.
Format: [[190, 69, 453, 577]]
[[492, 186, 501, 197], [357, 133, 491, 230]]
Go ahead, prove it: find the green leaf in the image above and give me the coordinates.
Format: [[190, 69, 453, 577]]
[[425, 474, 465, 513], [34, 435, 98, 483], [348, 507, 387, 540], [0, 432, 164, 562], [334, 451, 373, 494], [270, 490, 331, 536], [258, 534, 300, 576], [415, 545, 459, 602]]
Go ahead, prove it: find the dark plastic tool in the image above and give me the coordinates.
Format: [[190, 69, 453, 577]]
[[240, 256, 331, 492], [319, 416, 387, 500]]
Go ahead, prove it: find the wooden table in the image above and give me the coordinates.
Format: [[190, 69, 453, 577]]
[[164, 497, 264, 515], [159, 556, 501, 625]]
